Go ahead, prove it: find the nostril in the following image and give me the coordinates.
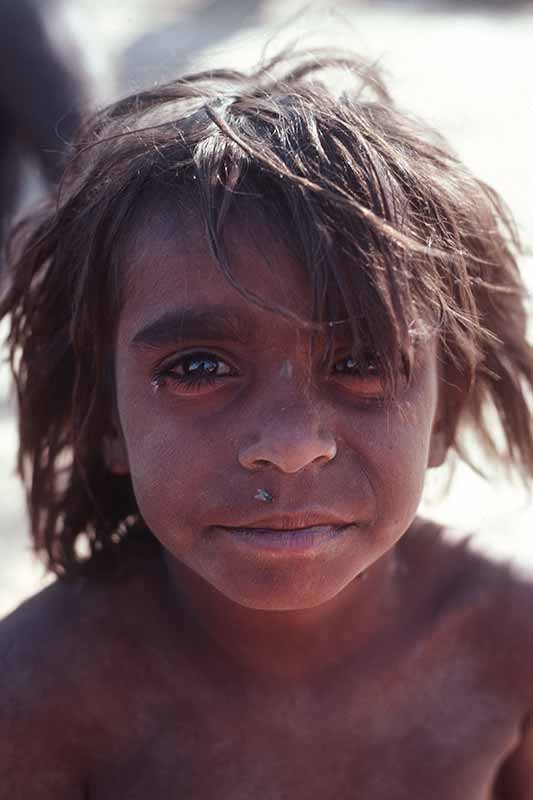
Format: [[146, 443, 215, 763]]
[[238, 430, 337, 474]]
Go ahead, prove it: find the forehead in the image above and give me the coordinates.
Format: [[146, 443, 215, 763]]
[[116, 190, 437, 369], [119, 196, 318, 336]]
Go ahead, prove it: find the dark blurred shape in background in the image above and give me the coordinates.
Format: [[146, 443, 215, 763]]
[[0, 0, 86, 263]]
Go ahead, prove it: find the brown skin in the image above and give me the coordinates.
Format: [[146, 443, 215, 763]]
[[2, 206, 533, 797], [108, 203, 449, 681]]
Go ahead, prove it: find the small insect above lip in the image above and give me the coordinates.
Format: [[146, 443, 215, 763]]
[[254, 489, 273, 503]]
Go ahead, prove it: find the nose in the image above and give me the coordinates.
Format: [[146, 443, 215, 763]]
[[237, 402, 338, 475]]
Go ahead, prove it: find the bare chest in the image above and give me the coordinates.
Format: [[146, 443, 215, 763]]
[[89, 656, 521, 800]]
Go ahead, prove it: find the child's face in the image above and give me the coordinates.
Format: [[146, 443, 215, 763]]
[[111, 204, 445, 611]]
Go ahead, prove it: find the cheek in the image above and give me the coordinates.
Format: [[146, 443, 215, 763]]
[[341, 395, 437, 532], [118, 393, 228, 547]]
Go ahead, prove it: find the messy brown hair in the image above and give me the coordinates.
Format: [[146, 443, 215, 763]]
[[1, 48, 532, 576]]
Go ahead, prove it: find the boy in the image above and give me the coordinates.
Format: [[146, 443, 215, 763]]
[[1, 49, 533, 798]]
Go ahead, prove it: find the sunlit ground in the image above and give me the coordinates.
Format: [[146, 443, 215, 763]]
[[1, 0, 532, 618]]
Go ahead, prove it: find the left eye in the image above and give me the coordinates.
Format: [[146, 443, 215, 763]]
[[332, 355, 379, 377], [331, 355, 385, 400]]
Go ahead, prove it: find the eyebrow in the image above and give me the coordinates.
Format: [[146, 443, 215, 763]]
[[129, 306, 254, 350]]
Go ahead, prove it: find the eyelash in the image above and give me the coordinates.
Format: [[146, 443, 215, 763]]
[[151, 351, 384, 395]]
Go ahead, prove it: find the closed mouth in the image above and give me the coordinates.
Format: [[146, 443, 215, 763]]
[[228, 523, 349, 535], [217, 512, 355, 532], [213, 522, 356, 552]]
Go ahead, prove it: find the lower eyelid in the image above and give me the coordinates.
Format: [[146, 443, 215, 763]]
[[329, 373, 386, 396]]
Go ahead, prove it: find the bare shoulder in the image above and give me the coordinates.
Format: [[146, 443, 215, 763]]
[[0, 576, 95, 796], [0, 543, 170, 797], [399, 517, 533, 795], [403, 516, 533, 699]]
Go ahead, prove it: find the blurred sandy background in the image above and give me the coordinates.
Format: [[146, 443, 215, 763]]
[[1, 0, 532, 618]]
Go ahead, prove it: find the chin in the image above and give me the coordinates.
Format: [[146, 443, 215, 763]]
[[210, 573, 355, 612]]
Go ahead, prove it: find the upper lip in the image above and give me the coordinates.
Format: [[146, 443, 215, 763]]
[[218, 512, 354, 531]]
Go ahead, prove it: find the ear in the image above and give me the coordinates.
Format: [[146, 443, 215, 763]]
[[102, 422, 129, 476]]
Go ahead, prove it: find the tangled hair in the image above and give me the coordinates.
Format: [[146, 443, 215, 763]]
[[1, 48, 532, 576]]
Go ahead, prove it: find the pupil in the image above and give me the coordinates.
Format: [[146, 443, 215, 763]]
[[336, 356, 357, 372], [188, 357, 216, 375]]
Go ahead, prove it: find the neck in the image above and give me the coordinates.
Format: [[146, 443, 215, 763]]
[[160, 546, 403, 686]]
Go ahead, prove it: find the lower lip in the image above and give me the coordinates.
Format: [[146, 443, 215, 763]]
[[216, 524, 354, 552]]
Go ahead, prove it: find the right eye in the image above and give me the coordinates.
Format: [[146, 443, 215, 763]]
[[151, 351, 238, 395]]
